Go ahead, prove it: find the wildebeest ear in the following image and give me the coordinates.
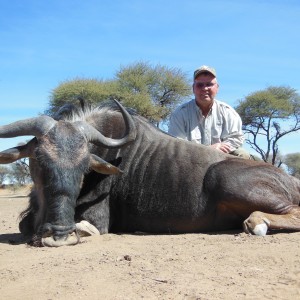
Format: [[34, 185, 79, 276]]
[[90, 154, 123, 175], [0, 138, 37, 164]]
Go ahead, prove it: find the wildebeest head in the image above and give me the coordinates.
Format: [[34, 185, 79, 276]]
[[0, 100, 136, 246]]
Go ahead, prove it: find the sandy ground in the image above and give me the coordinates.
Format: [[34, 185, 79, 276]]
[[0, 188, 299, 300]]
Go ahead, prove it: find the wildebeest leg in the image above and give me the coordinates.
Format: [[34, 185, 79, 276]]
[[75, 197, 110, 234], [243, 206, 300, 236]]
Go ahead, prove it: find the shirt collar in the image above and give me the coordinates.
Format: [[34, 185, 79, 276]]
[[194, 99, 215, 117]]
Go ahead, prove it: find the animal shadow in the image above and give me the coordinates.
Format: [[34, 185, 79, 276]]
[[0, 233, 27, 245]]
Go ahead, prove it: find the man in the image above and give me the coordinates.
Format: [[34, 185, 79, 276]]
[[168, 65, 250, 159]]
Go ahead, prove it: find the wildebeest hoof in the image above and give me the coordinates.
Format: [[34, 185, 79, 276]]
[[75, 220, 100, 237], [243, 213, 270, 236], [252, 223, 268, 236]]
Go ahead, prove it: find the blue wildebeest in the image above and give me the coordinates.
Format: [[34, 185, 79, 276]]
[[0, 100, 299, 247]]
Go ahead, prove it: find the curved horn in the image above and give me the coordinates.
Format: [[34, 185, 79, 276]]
[[0, 115, 56, 138], [75, 100, 137, 149]]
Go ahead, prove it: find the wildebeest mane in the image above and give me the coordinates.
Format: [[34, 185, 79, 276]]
[[52, 98, 171, 137], [53, 99, 138, 123]]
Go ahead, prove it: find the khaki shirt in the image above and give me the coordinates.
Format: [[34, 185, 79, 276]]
[[168, 99, 245, 151]]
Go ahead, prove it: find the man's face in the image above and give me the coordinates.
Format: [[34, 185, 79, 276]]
[[193, 73, 219, 106]]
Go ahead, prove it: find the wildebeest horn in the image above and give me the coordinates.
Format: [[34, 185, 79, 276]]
[[0, 115, 56, 138], [75, 100, 137, 148]]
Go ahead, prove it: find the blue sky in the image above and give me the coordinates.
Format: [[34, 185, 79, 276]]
[[0, 0, 299, 155]]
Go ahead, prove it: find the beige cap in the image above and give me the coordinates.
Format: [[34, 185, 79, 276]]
[[194, 65, 217, 79]]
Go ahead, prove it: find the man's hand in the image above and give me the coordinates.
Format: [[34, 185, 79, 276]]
[[210, 143, 231, 153]]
